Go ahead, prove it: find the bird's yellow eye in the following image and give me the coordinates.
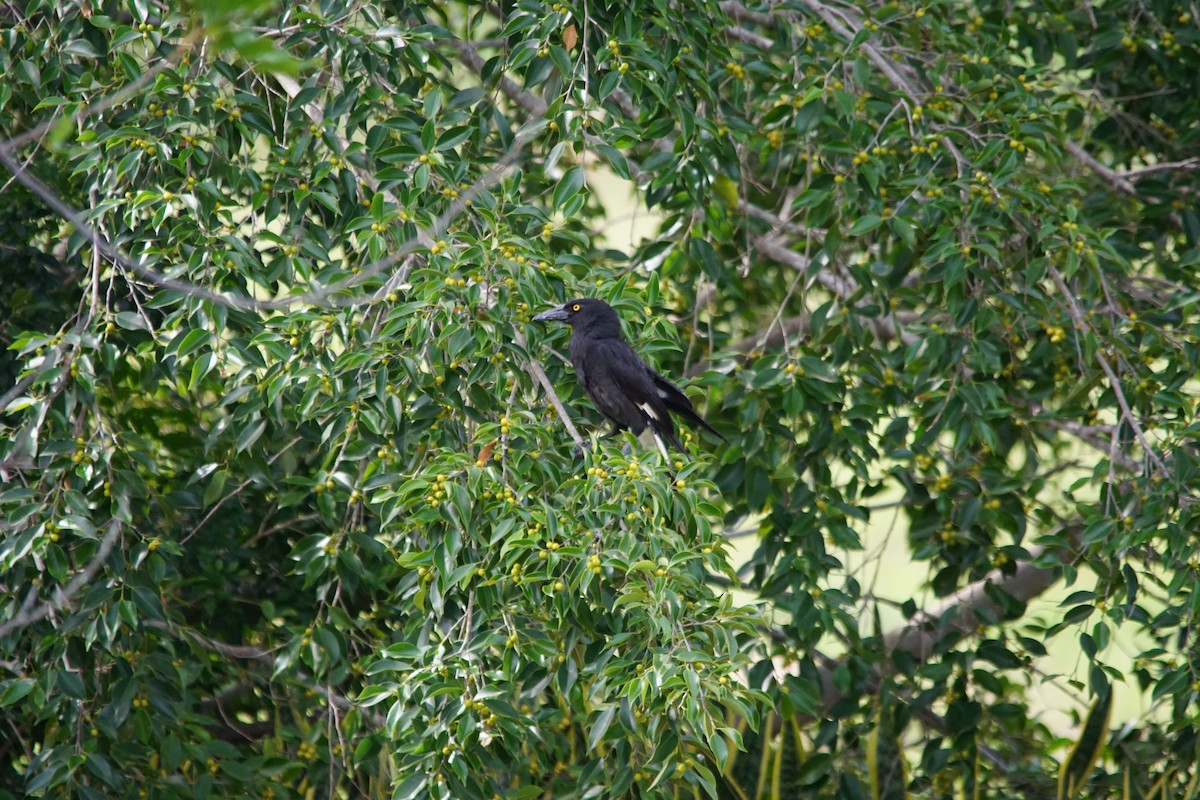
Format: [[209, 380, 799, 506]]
[[571, 303, 581, 312]]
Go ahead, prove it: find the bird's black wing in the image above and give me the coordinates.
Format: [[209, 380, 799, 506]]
[[574, 337, 683, 452], [601, 339, 688, 452]]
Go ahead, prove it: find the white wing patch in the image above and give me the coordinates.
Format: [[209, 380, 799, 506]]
[[636, 427, 668, 459], [653, 433, 669, 460], [637, 401, 659, 421]]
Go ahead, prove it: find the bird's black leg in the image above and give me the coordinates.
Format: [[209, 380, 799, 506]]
[[574, 427, 610, 459], [571, 425, 626, 458], [594, 423, 635, 455], [597, 423, 624, 441]]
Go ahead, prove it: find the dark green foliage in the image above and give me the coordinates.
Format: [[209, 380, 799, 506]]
[[2, 0, 1199, 798]]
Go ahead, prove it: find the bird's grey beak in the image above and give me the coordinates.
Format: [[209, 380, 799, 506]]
[[532, 307, 570, 322]]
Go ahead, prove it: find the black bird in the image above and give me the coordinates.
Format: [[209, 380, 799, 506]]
[[532, 298, 724, 456]]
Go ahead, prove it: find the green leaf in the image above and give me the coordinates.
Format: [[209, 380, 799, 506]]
[[131, 586, 165, 621], [588, 705, 616, 749], [203, 468, 227, 506], [847, 214, 884, 235], [0, 679, 36, 707], [1056, 690, 1112, 800], [113, 309, 150, 331], [235, 418, 266, 452], [174, 328, 208, 358], [393, 774, 426, 800], [553, 165, 586, 210]]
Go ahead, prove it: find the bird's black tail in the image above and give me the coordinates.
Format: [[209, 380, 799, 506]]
[[651, 374, 725, 443], [647, 417, 684, 456]]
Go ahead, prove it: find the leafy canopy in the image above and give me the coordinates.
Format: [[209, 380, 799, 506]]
[[2, 0, 1200, 798]]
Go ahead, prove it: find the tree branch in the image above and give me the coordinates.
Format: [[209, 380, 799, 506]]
[[0, 71, 539, 314], [514, 329, 586, 451], [1121, 157, 1200, 181], [802, 539, 1068, 717], [147, 620, 385, 728], [881, 546, 1058, 662], [0, 499, 127, 639], [1048, 265, 1167, 475], [1065, 141, 1137, 196]]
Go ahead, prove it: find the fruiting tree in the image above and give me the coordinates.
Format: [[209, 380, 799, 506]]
[[1, 1, 1199, 798]]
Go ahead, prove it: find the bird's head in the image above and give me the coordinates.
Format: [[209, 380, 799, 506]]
[[532, 298, 621, 336]]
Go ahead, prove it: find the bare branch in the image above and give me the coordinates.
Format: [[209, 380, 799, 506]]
[[1029, 405, 1140, 472], [0, 499, 127, 638], [742, 200, 826, 243], [1065, 141, 1137, 196], [882, 546, 1058, 661], [718, 0, 774, 27], [2, 37, 195, 152], [0, 121, 537, 313], [1048, 265, 1168, 475], [147, 619, 385, 727], [1122, 157, 1200, 181], [725, 24, 774, 50], [514, 329, 586, 450]]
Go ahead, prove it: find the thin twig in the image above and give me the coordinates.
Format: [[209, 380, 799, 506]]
[[0, 499, 127, 638], [515, 329, 586, 450], [181, 436, 302, 544], [1048, 265, 1168, 475], [1121, 157, 1200, 181], [147, 619, 385, 727], [1065, 141, 1137, 196], [2, 36, 196, 152]]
